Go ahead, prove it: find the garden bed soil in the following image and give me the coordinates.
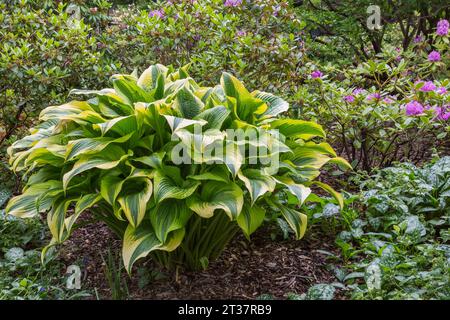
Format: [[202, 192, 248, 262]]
[[60, 219, 343, 300]]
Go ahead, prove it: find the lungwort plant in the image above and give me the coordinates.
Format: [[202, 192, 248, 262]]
[[6, 64, 350, 272]]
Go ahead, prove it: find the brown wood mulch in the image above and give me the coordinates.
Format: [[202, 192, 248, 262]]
[[59, 220, 342, 300]]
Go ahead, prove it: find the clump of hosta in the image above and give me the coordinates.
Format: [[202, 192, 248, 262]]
[[6, 64, 349, 272]]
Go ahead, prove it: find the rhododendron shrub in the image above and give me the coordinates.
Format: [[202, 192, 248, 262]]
[[298, 20, 449, 171]]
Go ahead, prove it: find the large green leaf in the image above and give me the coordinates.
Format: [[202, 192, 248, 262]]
[[39, 101, 92, 121], [47, 199, 75, 242], [312, 181, 344, 209], [163, 115, 206, 133], [65, 133, 133, 160], [221, 72, 267, 122], [112, 74, 154, 104], [153, 170, 200, 202], [62, 146, 130, 190], [94, 115, 138, 136], [187, 166, 230, 183], [270, 119, 326, 140], [187, 181, 243, 219], [254, 91, 289, 118], [6, 181, 62, 218], [122, 221, 161, 273], [280, 206, 308, 240], [137, 64, 168, 93], [118, 177, 153, 228], [64, 194, 103, 239], [194, 105, 230, 130], [150, 200, 192, 243], [237, 169, 276, 205], [172, 86, 204, 119], [237, 204, 266, 239], [275, 176, 311, 206]]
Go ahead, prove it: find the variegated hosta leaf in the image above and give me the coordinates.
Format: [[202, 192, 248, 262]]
[[10, 135, 64, 171], [57, 110, 106, 125], [65, 133, 133, 160], [25, 147, 65, 168], [194, 105, 230, 130], [187, 166, 230, 183], [237, 169, 276, 205], [47, 199, 76, 242], [132, 151, 165, 169], [122, 221, 161, 273], [312, 181, 344, 209], [111, 74, 154, 104], [173, 128, 226, 163], [269, 119, 326, 140], [137, 64, 168, 94], [7, 123, 55, 154], [96, 92, 134, 116], [163, 115, 206, 133], [123, 221, 185, 273], [280, 206, 308, 240], [150, 200, 192, 243], [39, 101, 92, 121], [187, 181, 244, 219], [63, 146, 131, 190], [64, 194, 103, 240], [236, 204, 266, 239], [223, 141, 244, 177], [118, 177, 153, 228], [253, 91, 289, 118], [153, 170, 200, 203], [94, 115, 138, 136], [274, 176, 311, 206], [172, 85, 204, 119], [6, 181, 63, 218], [287, 148, 333, 169], [221, 72, 267, 122], [157, 228, 185, 252], [100, 175, 125, 206]]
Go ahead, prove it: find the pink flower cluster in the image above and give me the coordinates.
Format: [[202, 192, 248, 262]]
[[224, 0, 242, 7], [353, 88, 365, 95], [417, 81, 437, 92], [366, 92, 381, 101], [428, 51, 441, 62], [435, 106, 450, 121], [311, 70, 323, 79], [436, 19, 449, 36], [343, 95, 355, 103], [405, 100, 424, 116], [149, 9, 165, 19]]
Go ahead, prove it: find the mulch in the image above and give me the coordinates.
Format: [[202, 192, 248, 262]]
[[59, 219, 343, 300]]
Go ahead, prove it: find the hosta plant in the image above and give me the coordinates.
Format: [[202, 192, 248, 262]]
[[6, 64, 349, 272]]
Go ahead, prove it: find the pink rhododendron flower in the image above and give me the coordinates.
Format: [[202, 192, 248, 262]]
[[311, 70, 323, 79], [419, 81, 437, 92], [149, 9, 165, 18], [437, 19, 449, 36], [383, 96, 396, 104], [405, 100, 424, 116], [437, 87, 448, 95], [428, 51, 441, 62], [435, 106, 450, 120], [367, 92, 381, 101], [224, 0, 242, 7], [353, 88, 365, 95], [343, 95, 355, 103]]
